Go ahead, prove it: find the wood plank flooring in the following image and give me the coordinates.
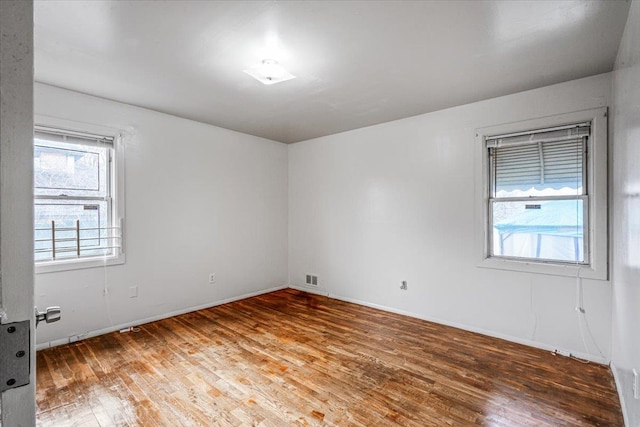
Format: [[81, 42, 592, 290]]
[[36, 289, 623, 426]]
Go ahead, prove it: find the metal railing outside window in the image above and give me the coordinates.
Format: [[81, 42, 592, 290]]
[[35, 220, 122, 260]]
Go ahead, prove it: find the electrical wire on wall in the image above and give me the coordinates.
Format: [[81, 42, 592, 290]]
[[574, 270, 605, 363], [101, 256, 140, 334], [566, 134, 604, 364], [101, 253, 115, 328], [102, 131, 139, 336], [529, 276, 538, 341]]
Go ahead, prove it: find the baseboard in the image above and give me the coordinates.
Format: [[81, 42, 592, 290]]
[[289, 285, 609, 365], [611, 361, 630, 427], [38, 283, 610, 367], [289, 284, 329, 296], [36, 284, 288, 350]]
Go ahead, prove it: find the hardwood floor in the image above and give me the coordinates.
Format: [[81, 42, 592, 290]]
[[36, 289, 623, 426]]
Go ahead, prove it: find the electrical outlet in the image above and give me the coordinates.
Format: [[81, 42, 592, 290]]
[[209, 273, 216, 284], [69, 333, 86, 343], [129, 286, 138, 298], [633, 369, 639, 399]]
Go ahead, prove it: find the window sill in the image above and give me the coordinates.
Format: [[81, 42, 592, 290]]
[[477, 256, 607, 280], [35, 254, 125, 274]]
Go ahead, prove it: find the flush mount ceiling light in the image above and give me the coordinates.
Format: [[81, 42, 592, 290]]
[[243, 59, 296, 85]]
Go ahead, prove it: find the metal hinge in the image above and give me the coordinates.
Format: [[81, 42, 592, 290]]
[[0, 320, 30, 392]]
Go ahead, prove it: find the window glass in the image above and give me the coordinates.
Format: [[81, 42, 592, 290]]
[[491, 199, 584, 262], [34, 201, 109, 261], [34, 140, 108, 197]]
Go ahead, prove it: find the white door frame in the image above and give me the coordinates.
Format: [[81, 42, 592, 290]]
[[0, 0, 36, 425]]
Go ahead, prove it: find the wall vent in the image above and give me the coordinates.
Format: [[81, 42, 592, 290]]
[[305, 274, 318, 286]]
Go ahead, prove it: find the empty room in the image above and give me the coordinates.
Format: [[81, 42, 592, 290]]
[[1, 0, 639, 425]]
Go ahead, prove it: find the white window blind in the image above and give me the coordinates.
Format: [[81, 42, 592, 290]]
[[35, 127, 114, 148], [487, 124, 589, 193]]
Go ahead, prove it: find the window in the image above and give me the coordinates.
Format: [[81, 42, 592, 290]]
[[476, 108, 607, 279], [488, 123, 589, 263], [34, 125, 124, 272]]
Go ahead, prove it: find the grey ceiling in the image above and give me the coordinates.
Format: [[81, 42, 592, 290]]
[[35, 0, 631, 144]]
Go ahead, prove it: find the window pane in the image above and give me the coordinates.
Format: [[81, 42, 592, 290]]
[[34, 139, 108, 197], [493, 139, 584, 198], [35, 200, 111, 261], [492, 199, 584, 263]]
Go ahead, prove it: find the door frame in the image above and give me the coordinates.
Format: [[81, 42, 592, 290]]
[[0, 0, 36, 425]]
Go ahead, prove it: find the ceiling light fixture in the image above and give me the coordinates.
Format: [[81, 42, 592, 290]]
[[243, 59, 296, 85]]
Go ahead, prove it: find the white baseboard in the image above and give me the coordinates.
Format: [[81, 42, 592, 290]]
[[289, 284, 329, 297], [611, 361, 630, 427], [36, 284, 288, 350], [39, 283, 610, 368], [289, 285, 609, 365]]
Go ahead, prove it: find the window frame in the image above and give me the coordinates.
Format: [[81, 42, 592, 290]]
[[34, 115, 125, 274], [475, 108, 608, 280], [488, 125, 589, 264]]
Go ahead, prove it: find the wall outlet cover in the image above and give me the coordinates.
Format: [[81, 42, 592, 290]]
[[69, 334, 86, 343]]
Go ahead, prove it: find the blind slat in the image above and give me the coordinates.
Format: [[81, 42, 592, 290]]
[[487, 124, 590, 148], [491, 125, 587, 192]]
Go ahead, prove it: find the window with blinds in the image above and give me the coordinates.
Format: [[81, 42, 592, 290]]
[[34, 126, 122, 264], [487, 123, 590, 264]]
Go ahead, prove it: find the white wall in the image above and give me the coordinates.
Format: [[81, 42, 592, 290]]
[[35, 83, 288, 347], [289, 73, 612, 362], [611, 1, 640, 425]]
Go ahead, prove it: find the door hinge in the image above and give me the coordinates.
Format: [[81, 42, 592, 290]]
[[0, 320, 30, 392]]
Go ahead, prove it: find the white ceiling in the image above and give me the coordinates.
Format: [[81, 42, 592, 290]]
[[34, 0, 631, 144]]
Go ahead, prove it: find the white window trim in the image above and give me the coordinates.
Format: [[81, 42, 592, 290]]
[[474, 107, 608, 280], [34, 114, 126, 274]]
